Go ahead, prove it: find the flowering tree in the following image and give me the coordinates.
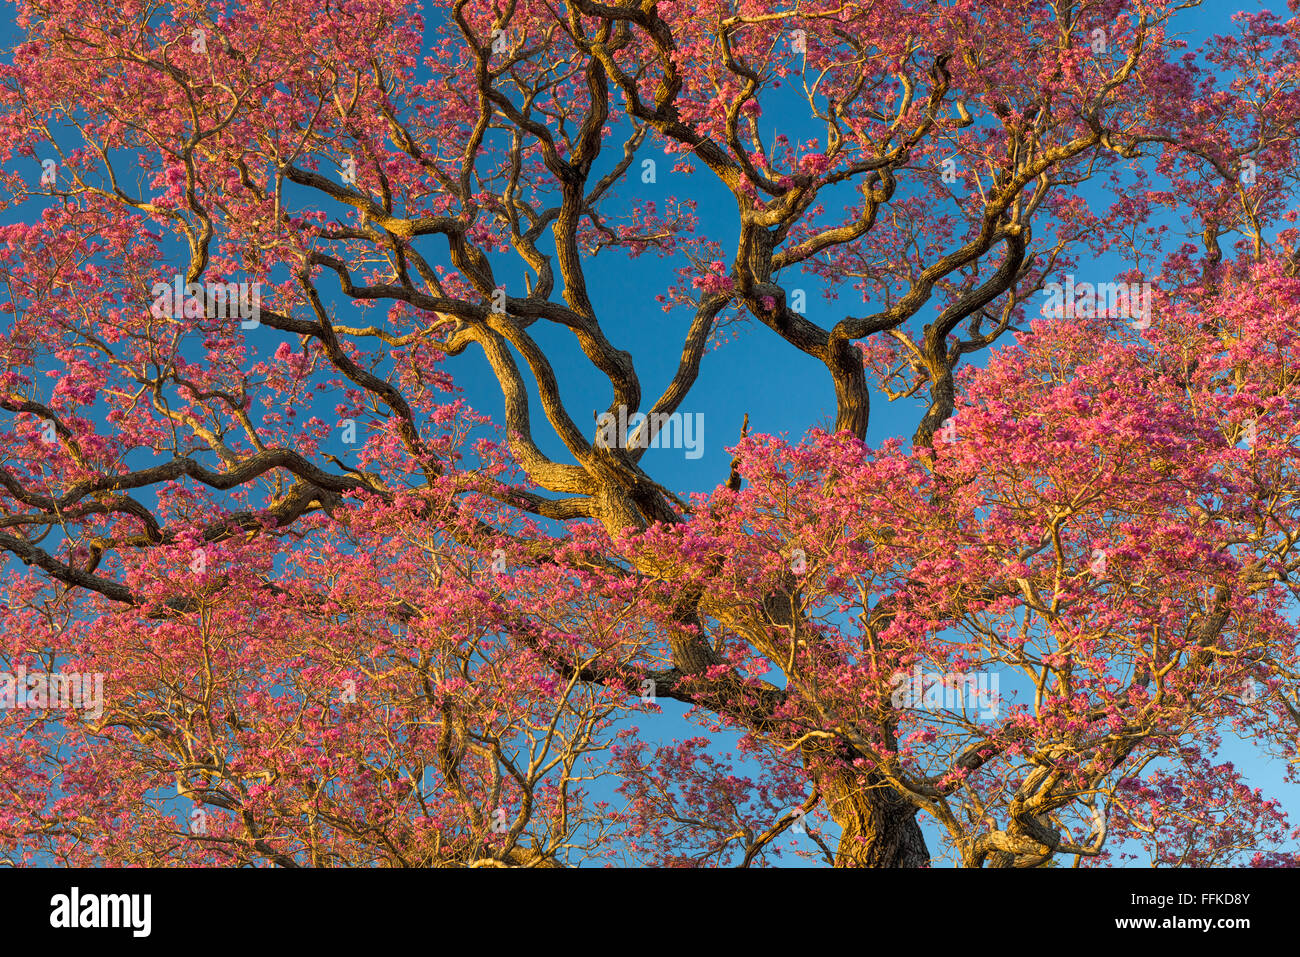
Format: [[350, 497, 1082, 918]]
[[0, 0, 1299, 867]]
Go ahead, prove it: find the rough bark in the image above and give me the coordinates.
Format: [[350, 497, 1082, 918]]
[[816, 764, 931, 868]]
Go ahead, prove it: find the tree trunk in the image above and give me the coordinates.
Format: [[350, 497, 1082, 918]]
[[597, 484, 930, 867], [816, 765, 930, 867]]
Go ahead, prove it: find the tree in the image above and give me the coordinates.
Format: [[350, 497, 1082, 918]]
[[0, 0, 1298, 867]]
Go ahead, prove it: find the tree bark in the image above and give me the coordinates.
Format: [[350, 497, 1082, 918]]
[[815, 764, 930, 867]]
